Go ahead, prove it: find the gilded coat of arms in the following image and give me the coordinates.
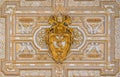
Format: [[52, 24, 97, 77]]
[[46, 14, 73, 63]]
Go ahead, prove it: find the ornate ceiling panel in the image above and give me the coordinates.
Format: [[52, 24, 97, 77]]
[[0, 0, 120, 77]]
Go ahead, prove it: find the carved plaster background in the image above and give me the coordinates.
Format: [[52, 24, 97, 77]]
[[0, 0, 120, 77]]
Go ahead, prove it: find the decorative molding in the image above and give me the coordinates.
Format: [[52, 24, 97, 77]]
[[0, 0, 119, 77]]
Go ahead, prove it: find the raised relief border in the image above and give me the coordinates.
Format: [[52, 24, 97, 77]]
[[74, 0, 95, 1]]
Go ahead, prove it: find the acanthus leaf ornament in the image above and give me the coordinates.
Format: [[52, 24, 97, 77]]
[[46, 14, 73, 63]]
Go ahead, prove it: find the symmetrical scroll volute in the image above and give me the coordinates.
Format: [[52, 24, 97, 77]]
[[46, 14, 73, 63]]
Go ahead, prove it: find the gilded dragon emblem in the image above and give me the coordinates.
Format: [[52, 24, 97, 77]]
[[46, 14, 73, 63]]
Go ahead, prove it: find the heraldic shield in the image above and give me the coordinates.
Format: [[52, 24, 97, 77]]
[[46, 14, 73, 63]]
